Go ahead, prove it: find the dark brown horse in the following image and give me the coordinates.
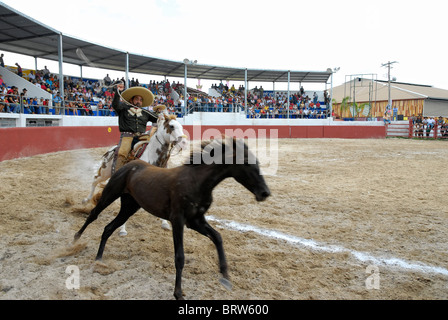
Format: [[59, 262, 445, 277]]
[[74, 136, 271, 300]]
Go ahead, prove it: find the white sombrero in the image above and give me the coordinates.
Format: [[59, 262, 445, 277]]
[[121, 87, 154, 108]]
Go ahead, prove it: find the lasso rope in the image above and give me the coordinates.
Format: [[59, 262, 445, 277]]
[[106, 80, 158, 119]]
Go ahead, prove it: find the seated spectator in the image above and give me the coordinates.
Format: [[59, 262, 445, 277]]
[[68, 100, 78, 115], [30, 97, 42, 114], [6, 86, 20, 113], [415, 122, 424, 137], [20, 88, 32, 113], [383, 111, 391, 125], [0, 95, 5, 113], [82, 102, 94, 116], [42, 98, 50, 114], [28, 70, 35, 81], [97, 100, 108, 116]]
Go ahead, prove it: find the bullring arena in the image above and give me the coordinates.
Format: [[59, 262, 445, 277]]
[[1, 137, 447, 300]]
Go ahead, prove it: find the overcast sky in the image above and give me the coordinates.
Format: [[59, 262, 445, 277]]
[[2, 0, 447, 92]]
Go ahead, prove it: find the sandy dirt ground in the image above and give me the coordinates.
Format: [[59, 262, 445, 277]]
[[0, 138, 447, 300]]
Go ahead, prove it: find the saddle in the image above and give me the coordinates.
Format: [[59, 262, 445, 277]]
[[129, 134, 151, 160], [129, 141, 149, 160], [101, 134, 151, 169]]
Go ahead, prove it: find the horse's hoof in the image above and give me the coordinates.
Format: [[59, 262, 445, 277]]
[[161, 220, 171, 231], [219, 278, 232, 291], [118, 230, 128, 236]]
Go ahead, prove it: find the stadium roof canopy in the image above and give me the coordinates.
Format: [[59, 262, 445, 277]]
[[0, 2, 331, 84]]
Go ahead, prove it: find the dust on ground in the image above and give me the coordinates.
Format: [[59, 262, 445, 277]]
[[0, 138, 447, 300]]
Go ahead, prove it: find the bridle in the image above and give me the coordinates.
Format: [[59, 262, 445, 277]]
[[154, 118, 187, 157]]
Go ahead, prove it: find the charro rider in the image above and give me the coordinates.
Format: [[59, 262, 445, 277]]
[[111, 82, 158, 174]]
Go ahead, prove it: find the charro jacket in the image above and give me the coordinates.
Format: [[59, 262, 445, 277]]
[[112, 87, 157, 134]]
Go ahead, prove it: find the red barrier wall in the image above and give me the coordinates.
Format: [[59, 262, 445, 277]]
[[0, 126, 120, 161], [0, 124, 385, 161], [181, 125, 290, 139], [288, 125, 385, 139]]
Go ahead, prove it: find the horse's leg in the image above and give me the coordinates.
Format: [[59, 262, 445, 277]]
[[188, 216, 231, 290], [83, 157, 111, 204], [74, 191, 116, 242], [161, 219, 171, 230], [82, 175, 100, 204], [96, 194, 141, 261], [75, 166, 128, 242], [118, 223, 128, 236], [171, 218, 185, 300]]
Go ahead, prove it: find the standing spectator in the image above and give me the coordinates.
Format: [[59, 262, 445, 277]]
[[179, 95, 185, 115], [103, 74, 111, 86], [0, 53, 4, 67], [42, 66, 50, 80], [53, 92, 63, 115], [15, 63, 23, 77]]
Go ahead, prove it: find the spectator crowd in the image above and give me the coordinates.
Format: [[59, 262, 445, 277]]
[[411, 114, 448, 139], [1, 54, 333, 119]]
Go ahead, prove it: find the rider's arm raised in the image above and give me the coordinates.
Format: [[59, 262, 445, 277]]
[[111, 84, 126, 113]]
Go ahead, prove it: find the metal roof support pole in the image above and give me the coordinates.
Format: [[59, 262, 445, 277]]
[[57, 33, 64, 108], [125, 52, 129, 89], [330, 71, 334, 118], [244, 68, 248, 116], [184, 63, 187, 117], [287, 70, 290, 119]]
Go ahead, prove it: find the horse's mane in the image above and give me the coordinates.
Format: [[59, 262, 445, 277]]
[[161, 113, 179, 133], [184, 135, 247, 166], [163, 114, 177, 121]]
